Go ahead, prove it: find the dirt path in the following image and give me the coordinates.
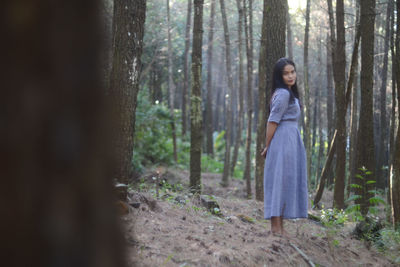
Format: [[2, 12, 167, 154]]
[[124, 168, 396, 266]]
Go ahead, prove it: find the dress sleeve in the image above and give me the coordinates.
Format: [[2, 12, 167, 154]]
[[268, 89, 290, 124]]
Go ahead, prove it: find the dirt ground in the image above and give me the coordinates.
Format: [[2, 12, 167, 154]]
[[123, 167, 398, 266]]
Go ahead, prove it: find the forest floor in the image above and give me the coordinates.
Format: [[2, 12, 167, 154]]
[[122, 167, 398, 267]]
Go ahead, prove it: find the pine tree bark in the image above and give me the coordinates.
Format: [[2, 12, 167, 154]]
[[220, 0, 235, 187], [1, 0, 127, 265], [255, 0, 287, 201], [243, 0, 254, 199], [206, 0, 215, 156], [331, 0, 347, 210], [190, 0, 204, 194], [109, 0, 147, 184], [182, 0, 192, 137], [356, 0, 376, 215], [390, 0, 400, 228], [231, 0, 245, 175]]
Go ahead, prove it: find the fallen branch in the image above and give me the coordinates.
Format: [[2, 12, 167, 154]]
[[289, 242, 315, 267]]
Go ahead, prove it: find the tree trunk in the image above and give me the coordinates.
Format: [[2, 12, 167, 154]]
[[190, 0, 204, 194], [314, 20, 360, 207], [376, 0, 392, 189], [182, 0, 192, 137], [303, 0, 312, 191], [231, 0, 245, 175], [205, 0, 215, 156], [348, 72, 359, 199], [214, 53, 225, 132], [316, 91, 324, 190], [315, 35, 323, 188], [389, 0, 396, 206], [109, 0, 147, 184], [220, 0, 235, 187], [287, 5, 294, 60], [356, 0, 376, 216], [326, 4, 336, 155], [166, 0, 178, 163], [330, 0, 347, 210], [255, 0, 287, 201], [243, 0, 254, 199], [390, 0, 400, 228], [347, 0, 360, 200], [1, 0, 128, 265]]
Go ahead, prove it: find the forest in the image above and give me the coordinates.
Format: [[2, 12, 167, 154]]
[[4, 0, 400, 266]]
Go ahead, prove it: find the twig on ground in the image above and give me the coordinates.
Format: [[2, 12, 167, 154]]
[[289, 242, 316, 267]]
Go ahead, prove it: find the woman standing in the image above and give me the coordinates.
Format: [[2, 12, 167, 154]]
[[261, 58, 308, 236]]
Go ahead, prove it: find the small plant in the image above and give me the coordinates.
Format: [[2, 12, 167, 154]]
[[332, 239, 340, 247], [191, 205, 202, 212], [320, 207, 348, 227], [212, 207, 222, 215], [346, 167, 386, 220]]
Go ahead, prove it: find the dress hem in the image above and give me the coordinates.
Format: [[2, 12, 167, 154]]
[[264, 215, 308, 220]]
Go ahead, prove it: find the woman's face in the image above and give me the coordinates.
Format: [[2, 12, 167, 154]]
[[282, 64, 296, 89]]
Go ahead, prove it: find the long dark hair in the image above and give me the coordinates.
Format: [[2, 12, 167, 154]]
[[271, 57, 300, 104]]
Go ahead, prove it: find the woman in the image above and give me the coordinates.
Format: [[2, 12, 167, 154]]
[[260, 58, 308, 236]]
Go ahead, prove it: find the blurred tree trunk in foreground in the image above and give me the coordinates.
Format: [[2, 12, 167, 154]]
[[0, 0, 127, 266]]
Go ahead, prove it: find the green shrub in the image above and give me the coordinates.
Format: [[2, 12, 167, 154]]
[[201, 155, 224, 173], [345, 167, 386, 220], [133, 91, 176, 171]]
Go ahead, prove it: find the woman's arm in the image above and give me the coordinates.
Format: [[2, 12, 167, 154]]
[[261, 122, 278, 158]]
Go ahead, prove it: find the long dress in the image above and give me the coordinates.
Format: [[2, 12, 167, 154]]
[[264, 88, 308, 219]]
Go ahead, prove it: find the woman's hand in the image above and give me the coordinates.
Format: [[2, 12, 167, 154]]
[[261, 147, 268, 158]]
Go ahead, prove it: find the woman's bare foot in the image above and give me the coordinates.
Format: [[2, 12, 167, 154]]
[[271, 217, 281, 235]]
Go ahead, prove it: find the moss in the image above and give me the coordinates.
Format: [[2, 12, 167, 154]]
[[190, 95, 202, 125]]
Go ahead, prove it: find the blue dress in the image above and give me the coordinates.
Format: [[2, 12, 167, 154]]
[[264, 88, 308, 219]]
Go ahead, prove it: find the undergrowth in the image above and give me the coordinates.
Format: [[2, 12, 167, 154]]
[[317, 168, 400, 264]]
